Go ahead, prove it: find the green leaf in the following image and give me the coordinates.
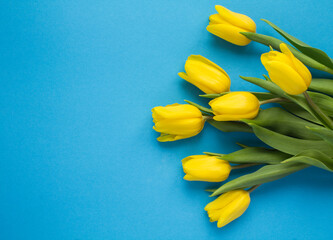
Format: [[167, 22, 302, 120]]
[[282, 149, 333, 172], [310, 78, 333, 96], [280, 102, 321, 124], [307, 127, 333, 146], [307, 91, 333, 117], [245, 123, 333, 156], [262, 19, 333, 70], [247, 107, 321, 140], [184, 100, 213, 114], [240, 76, 290, 97], [240, 32, 333, 74], [211, 162, 307, 196], [207, 119, 252, 133], [205, 189, 217, 193], [220, 147, 291, 164], [263, 74, 271, 81]]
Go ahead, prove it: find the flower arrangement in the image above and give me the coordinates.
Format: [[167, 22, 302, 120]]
[[151, 5, 333, 228]]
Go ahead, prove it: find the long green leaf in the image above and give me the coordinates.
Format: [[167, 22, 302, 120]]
[[310, 79, 333, 96], [247, 107, 321, 140], [307, 127, 333, 146], [184, 100, 213, 114], [262, 19, 333, 70], [307, 91, 333, 117], [282, 149, 333, 172], [220, 147, 290, 164], [211, 162, 307, 196], [280, 102, 321, 124], [207, 119, 252, 133], [245, 123, 333, 156]]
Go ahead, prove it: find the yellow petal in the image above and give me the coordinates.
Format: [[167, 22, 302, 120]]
[[183, 55, 230, 94], [261, 51, 291, 67], [154, 118, 204, 135], [178, 72, 189, 81], [209, 92, 259, 119], [157, 133, 202, 142], [279, 43, 312, 87], [217, 191, 250, 227], [182, 157, 231, 182], [187, 55, 229, 78], [208, 208, 224, 222], [209, 13, 226, 25], [207, 24, 251, 46], [152, 104, 202, 122], [212, 109, 259, 121], [265, 60, 308, 95], [205, 190, 245, 211], [215, 5, 256, 32], [181, 155, 206, 164]]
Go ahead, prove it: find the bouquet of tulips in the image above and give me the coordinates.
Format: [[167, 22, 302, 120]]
[[151, 5, 333, 228]]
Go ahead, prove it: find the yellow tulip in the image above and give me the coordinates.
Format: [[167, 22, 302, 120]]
[[152, 104, 205, 142], [261, 43, 312, 95], [209, 92, 259, 121], [178, 55, 230, 94], [182, 155, 231, 182], [205, 190, 250, 228], [207, 5, 256, 46]]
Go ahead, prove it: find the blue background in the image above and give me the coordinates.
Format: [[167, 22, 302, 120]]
[[1, 0, 333, 239]]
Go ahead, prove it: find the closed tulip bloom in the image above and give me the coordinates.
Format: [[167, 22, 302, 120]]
[[261, 43, 312, 95], [205, 190, 250, 228], [207, 5, 256, 46], [152, 104, 205, 142], [182, 155, 231, 182], [209, 92, 259, 121], [178, 55, 231, 94]]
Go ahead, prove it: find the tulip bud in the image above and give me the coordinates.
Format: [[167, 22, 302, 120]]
[[261, 43, 312, 95], [205, 190, 250, 228], [152, 104, 205, 142], [207, 5, 256, 46], [182, 155, 231, 182], [178, 55, 231, 94], [209, 92, 260, 121]]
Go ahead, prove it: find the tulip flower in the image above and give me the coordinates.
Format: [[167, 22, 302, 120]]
[[209, 92, 260, 121], [152, 104, 205, 142], [178, 55, 231, 94], [182, 155, 231, 182], [205, 189, 250, 228], [207, 5, 256, 46], [261, 43, 312, 95]]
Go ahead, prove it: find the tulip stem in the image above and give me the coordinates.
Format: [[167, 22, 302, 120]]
[[303, 91, 333, 130], [259, 97, 289, 105], [231, 163, 258, 169], [203, 115, 213, 120], [248, 184, 261, 193]]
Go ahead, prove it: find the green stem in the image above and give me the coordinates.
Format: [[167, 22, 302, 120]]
[[303, 91, 333, 129], [203, 115, 213, 120], [259, 97, 289, 105]]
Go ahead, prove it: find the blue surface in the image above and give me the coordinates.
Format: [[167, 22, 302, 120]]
[[1, 0, 333, 239]]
